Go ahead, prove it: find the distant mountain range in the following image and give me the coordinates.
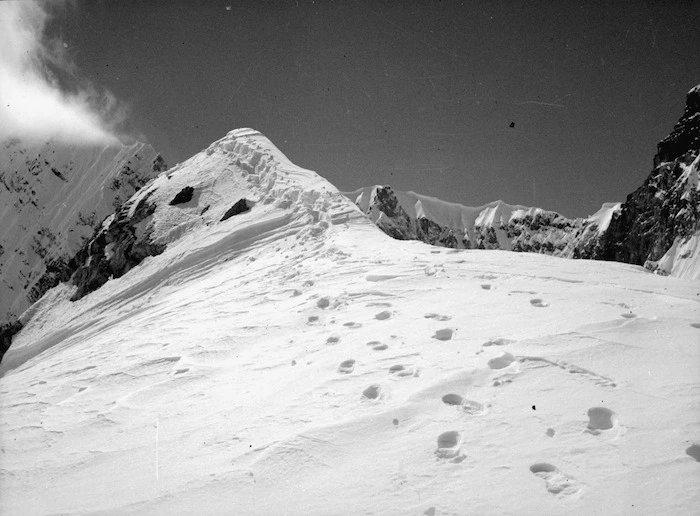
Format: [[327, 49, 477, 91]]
[[345, 84, 700, 281]]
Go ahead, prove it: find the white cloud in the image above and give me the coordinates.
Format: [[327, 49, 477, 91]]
[[0, 1, 122, 145]]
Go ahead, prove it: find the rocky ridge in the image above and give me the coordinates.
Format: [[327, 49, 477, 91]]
[[602, 85, 700, 277], [65, 128, 362, 304], [0, 139, 166, 360], [345, 186, 617, 259], [347, 84, 700, 279]]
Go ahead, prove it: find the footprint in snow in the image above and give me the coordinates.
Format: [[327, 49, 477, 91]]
[[375, 310, 392, 321], [690, 323, 700, 329], [316, 297, 331, 309], [487, 352, 517, 370], [435, 431, 466, 462], [442, 393, 485, 415], [307, 315, 319, 324], [482, 338, 515, 347], [389, 364, 417, 377], [586, 407, 615, 434], [529, 463, 581, 495], [424, 313, 452, 322], [338, 359, 355, 374], [481, 284, 492, 290], [432, 328, 454, 341], [326, 335, 340, 345], [620, 313, 637, 319], [367, 340, 388, 351], [530, 298, 549, 308], [343, 322, 362, 329], [362, 384, 382, 400]]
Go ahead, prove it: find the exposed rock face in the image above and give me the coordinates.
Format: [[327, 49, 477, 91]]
[[599, 85, 699, 276], [70, 191, 166, 301], [0, 139, 166, 323], [347, 186, 613, 258], [220, 198, 252, 221], [654, 86, 700, 167], [0, 319, 23, 365], [170, 186, 195, 205]]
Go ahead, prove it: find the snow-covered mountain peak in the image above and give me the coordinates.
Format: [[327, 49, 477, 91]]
[[60, 128, 371, 302]]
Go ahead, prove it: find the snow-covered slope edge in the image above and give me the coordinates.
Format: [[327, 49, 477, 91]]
[[0, 128, 698, 515], [0, 138, 167, 322]]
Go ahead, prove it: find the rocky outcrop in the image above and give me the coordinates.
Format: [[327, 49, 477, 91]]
[[654, 85, 700, 167], [0, 139, 166, 322], [347, 186, 612, 258], [220, 198, 252, 221], [70, 190, 166, 301], [0, 319, 22, 364], [600, 85, 699, 274], [170, 186, 195, 205]]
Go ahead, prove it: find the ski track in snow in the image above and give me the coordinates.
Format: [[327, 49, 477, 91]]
[[1, 130, 699, 515]]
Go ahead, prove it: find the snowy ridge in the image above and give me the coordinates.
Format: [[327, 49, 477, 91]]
[[5, 127, 372, 366], [345, 185, 614, 257], [1, 128, 699, 515], [0, 138, 164, 322], [351, 185, 541, 232]]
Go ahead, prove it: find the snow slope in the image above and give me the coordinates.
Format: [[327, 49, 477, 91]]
[[1, 129, 699, 515], [0, 138, 165, 322]]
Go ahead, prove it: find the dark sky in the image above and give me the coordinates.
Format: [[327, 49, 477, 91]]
[[53, 0, 699, 217]]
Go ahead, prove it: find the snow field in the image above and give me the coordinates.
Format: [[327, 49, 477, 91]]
[[1, 129, 699, 515]]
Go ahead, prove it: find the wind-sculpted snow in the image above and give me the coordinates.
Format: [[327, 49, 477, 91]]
[[64, 129, 369, 302], [1, 129, 699, 515]]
